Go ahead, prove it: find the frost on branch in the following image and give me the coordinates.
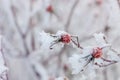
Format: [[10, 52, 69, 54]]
[[39, 31, 55, 49], [55, 76, 69, 80], [68, 54, 90, 74], [40, 31, 81, 49], [0, 36, 8, 80], [69, 33, 120, 74], [68, 46, 96, 74], [93, 32, 110, 48]]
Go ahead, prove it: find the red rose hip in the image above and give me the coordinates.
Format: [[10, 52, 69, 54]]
[[46, 5, 53, 12], [92, 47, 102, 58], [61, 34, 71, 43]]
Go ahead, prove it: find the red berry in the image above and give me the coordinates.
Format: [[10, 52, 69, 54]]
[[96, 0, 102, 5], [63, 64, 68, 71], [46, 5, 53, 12], [92, 47, 102, 58], [61, 34, 71, 43]]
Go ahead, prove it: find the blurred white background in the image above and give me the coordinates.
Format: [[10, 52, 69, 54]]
[[1, 0, 120, 80]]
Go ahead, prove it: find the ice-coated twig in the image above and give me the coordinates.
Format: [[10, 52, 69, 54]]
[[71, 35, 83, 49]]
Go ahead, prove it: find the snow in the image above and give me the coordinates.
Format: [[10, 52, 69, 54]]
[[68, 46, 96, 74], [39, 31, 55, 49], [68, 54, 83, 74], [0, 35, 8, 80], [68, 53, 92, 74], [56, 31, 69, 37], [55, 76, 69, 80], [107, 50, 120, 61], [93, 33, 111, 48]]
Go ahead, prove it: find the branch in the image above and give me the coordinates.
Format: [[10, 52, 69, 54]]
[[65, 0, 79, 31], [11, 6, 30, 56]]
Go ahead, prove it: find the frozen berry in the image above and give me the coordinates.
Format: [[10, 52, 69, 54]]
[[92, 47, 102, 58], [46, 5, 53, 12], [61, 34, 71, 43]]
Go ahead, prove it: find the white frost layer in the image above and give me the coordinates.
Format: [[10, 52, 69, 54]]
[[68, 46, 95, 74], [0, 35, 8, 80], [39, 31, 55, 49], [55, 76, 69, 80], [68, 53, 92, 74], [94, 33, 111, 48], [56, 31, 68, 36]]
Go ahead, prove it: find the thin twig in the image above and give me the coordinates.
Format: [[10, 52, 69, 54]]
[[65, 0, 79, 31], [11, 6, 30, 56], [117, 0, 120, 8]]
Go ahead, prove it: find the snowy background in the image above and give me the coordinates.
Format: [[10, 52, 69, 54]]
[[1, 0, 120, 80]]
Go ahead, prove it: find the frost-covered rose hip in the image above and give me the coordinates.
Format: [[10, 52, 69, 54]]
[[60, 34, 71, 43], [49, 31, 82, 49], [46, 5, 53, 12], [92, 47, 102, 58]]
